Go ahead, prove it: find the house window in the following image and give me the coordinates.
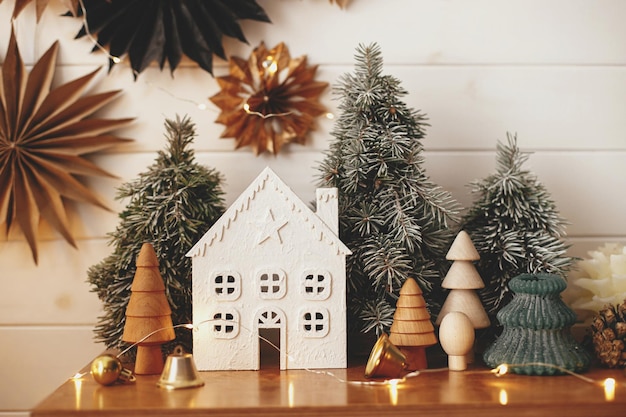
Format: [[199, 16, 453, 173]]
[[300, 308, 329, 338], [302, 270, 331, 300], [211, 272, 241, 300], [212, 309, 239, 339], [257, 269, 286, 299]]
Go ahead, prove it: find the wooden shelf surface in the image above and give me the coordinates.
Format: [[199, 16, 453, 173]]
[[31, 362, 626, 417]]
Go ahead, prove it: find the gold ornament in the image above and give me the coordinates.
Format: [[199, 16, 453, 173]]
[[90, 354, 136, 386], [0, 28, 133, 264], [210, 42, 328, 155]]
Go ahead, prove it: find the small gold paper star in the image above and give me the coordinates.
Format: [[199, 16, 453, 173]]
[[210, 42, 328, 155]]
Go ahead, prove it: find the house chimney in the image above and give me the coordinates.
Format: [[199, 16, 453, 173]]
[[316, 188, 339, 235]]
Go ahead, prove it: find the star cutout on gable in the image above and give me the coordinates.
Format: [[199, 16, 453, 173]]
[[255, 208, 288, 245]]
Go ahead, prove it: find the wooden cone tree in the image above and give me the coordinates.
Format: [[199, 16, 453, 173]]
[[389, 278, 437, 370], [122, 242, 175, 375], [436, 231, 489, 362]]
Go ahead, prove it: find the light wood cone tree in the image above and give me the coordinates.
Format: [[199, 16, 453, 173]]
[[389, 278, 437, 370], [122, 242, 175, 375], [436, 231, 489, 362]]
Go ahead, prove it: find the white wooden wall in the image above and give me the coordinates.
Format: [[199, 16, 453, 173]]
[[1, 0, 624, 414]]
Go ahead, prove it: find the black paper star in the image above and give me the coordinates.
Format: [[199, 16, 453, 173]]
[[70, 0, 271, 78]]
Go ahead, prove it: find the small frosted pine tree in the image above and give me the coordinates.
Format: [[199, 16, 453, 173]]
[[317, 43, 459, 336], [88, 115, 225, 355], [461, 133, 575, 320]]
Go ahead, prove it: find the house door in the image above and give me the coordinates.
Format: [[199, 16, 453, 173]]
[[255, 308, 286, 370]]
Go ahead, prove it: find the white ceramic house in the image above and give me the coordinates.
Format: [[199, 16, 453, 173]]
[[188, 167, 351, 371]]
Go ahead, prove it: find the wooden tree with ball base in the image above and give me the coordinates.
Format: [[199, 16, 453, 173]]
[[389, 278, 437, 370], [122, 242, 175, 375], [436, 230, 489, 362]]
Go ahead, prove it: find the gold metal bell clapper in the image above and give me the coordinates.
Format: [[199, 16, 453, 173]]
[[157, 346, 205, 390]]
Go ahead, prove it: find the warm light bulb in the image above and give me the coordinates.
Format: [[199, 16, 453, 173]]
[[492, 364, 509, 377], [263, 56, 278, 75], [111, 56, 121, 64]]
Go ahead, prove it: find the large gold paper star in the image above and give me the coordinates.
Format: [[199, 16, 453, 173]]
[[210, 42, 328, 155], [0, 29, 133, 264]]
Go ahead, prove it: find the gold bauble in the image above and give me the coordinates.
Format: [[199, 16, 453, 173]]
[[90, 354, 136, 386]]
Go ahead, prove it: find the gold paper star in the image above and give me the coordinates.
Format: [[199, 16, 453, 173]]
[[0, 28, 133, 263], [210, 42, 328, 155]]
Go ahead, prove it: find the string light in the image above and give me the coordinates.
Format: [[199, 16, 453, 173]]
[[491, 363, 509, 377], [148, 82, 212, 111], [262, 55, 278, 75], [117, 323, 197, 358], [490, 361, 626, 403], [77, 0, 120, 63], [242, 98, 294, 119], [79, 319, 625, 400], [490, 362, 598, 385]]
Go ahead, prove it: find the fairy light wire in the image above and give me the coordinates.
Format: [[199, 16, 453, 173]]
[[88, 319, 625, 394], [491, 362, 598, 385], [116, 323, 194, 358], [77, 0, 120, 63]]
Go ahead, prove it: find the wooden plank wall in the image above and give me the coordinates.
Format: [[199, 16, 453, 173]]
[[0, 0, 624, 414]]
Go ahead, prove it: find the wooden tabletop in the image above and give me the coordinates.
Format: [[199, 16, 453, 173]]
[[31, 361, 626, 417]]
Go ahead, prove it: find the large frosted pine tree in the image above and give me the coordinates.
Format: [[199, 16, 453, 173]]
[[318, 43, 459, 335], [88, 116, 225, 355]]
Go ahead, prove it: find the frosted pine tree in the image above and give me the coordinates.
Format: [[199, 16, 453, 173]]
[[318, 43, 459, 336], [461, 133, 575, 319], [88, 116, 225, 355]]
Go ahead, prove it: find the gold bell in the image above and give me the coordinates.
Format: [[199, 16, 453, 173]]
[[157, 346, 205, 390], [365, 333, 409, 379], [91, 354, 136, 386]]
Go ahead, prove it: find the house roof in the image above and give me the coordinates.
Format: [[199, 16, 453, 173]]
[[186, 167, 351, 258]]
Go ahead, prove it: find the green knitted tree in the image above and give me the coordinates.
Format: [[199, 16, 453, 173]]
[[483, 273, 591, 375], [317, 43, 459, 336], [461, 133, 575, 321], [88, 115, 225, 355]]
